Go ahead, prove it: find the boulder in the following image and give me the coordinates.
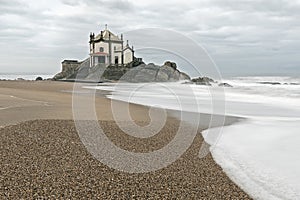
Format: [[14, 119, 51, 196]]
[[191, 77, 215, 85], [164, 61, 177, 70], [196, 82, 212, 86], [35, 77, 43, 81], [134, 68, 157, 82], [218, 83, 233, 87], [179, 72, 190, 81], [120, 63, 190, 83], [259, 82, 281, 85]]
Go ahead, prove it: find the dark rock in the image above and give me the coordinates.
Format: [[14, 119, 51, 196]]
[[258, 82, 281, 85], [164, 61, 177, 70], [218, 83, 233, 87], [134, 68, 157, 82], [120, 63, 190, 83], [35, 77, 43, 81], [156, 68, 170, 82], [179, 72, 190, 81], [196, 82, 212, 86], [191, 77, 215, 85], [125, 58, 145, 68]]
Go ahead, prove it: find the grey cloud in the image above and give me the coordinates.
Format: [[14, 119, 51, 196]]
[[60, 0, 81, 6], [104, 0, 133, 11], [61, 0, 134, 11], [208, 0, 300, 16], [0, 0, 29, 15], [0, 0, 299, 76]]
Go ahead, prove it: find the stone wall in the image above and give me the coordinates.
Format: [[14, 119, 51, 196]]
[[53, 60, 84, 80]]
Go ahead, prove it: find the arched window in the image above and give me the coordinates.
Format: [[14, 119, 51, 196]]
[[100, 47, 104, 52]]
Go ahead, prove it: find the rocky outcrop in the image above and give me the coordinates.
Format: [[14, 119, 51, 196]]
[[120, 62, 190, 82], [53, 59, 190, 83], [185, 77, 234, 88]]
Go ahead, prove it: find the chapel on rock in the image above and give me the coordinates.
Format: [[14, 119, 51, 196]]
[[89, 25, 135, 67]]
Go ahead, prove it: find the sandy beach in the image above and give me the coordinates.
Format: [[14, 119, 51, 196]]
[[0, 80, 251, 199]]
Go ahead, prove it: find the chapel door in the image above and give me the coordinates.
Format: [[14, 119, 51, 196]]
[[98, 56, 106, 64], [115, 56, 119, 64]]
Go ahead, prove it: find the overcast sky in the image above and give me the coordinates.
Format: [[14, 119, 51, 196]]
[[1, 0, 300, 77]]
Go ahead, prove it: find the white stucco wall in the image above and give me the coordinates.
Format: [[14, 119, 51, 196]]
[[124, 49, 133, 64], [112, 43, 122, 64], [91, 40, 133, 65], [93, 42, 109, 54]]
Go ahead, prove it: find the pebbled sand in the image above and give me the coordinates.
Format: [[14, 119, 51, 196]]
[[0, 80, 252, 199]]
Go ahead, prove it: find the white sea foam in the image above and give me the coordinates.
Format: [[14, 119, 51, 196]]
[[204, 119, 300, 200], [91, 76, 300, 199], [0, 74, 53, 80]]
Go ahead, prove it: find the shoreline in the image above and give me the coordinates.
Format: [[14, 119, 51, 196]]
[[0, 80, 251, 199]]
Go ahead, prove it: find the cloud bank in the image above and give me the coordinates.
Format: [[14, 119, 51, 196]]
[[0, 0, 299, 76]]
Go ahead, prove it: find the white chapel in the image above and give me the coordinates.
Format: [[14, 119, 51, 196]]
[[89, 25, 135, 67]]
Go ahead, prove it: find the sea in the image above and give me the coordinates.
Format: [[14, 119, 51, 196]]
[[91, 76, 300, 200], [0, 74, 54, 80]]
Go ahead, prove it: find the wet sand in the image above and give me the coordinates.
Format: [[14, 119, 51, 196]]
[[0, 80, 252, 199]]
